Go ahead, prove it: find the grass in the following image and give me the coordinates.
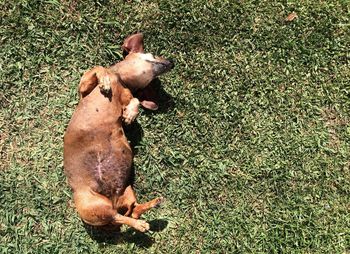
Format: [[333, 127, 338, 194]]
[[1, 0, 350, 253]]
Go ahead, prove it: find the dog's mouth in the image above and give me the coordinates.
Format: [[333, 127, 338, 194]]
[[148, 59, 175, 76]]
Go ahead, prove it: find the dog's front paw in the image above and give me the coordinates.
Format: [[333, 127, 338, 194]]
[[99, 83, 111, 93], [123, 98, 140, 124], [99, 75, 111, 95], [133, 220, 150, 232]]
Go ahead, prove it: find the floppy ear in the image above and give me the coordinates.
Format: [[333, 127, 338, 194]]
[[122, 33, 144, 57], [135, 79, 159, 110], [140, 100, 158, 110]]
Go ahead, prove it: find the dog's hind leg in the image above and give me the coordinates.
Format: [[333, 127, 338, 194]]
[[132, 197, 164, 219], [73, 189, 150, 232], [117, 185, 164, 219]]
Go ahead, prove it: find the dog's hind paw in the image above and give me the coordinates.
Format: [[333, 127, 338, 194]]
[[133, 220, 150, 232], [154, 197, 165, 208]]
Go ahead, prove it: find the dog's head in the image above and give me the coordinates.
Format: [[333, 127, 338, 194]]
[[114, 33, 174, 91]]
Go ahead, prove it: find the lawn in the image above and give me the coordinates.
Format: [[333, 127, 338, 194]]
[[1, 0, 350, 253]]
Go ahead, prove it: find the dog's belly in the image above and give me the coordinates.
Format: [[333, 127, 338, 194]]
[[64, 105, 133, 198], [82, 144, 132, 198]]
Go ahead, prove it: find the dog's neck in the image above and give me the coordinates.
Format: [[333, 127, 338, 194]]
[[109, 62, 122, 76], [109, 62, 130, 90], [109, 61, 148, 92]]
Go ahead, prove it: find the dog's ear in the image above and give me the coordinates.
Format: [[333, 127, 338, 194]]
[[135, 80, 159, 110], [140, 100, 159, 110], [122, 33, 144, 57]]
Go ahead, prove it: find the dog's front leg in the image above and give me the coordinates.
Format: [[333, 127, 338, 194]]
[[121, 88, 140, 124], [79, 66, 111, 97], [123, 98, 140, 124]]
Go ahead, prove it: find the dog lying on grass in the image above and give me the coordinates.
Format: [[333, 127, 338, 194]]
[[63, 33, 174, 232]]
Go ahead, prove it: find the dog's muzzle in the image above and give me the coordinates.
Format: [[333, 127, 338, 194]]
[[152, 59, 175, 76]]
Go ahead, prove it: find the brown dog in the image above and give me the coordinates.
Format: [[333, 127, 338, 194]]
[[63, 33, 173, 232]]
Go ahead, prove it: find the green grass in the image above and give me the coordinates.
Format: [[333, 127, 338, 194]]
[[1, 0, 350, 253]]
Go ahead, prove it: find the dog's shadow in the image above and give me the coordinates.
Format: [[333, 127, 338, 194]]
[[123, 120, 143, 154], [123, 78, 175, 153], [84, 219, 168, 248], [136, 78, 175, 115], [149, 78, 175, 114]]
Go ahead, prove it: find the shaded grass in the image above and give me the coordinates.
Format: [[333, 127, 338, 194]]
[[1, 0, 350, 253]]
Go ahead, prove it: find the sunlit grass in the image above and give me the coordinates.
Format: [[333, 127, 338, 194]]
[[1, 1, 349, 253]]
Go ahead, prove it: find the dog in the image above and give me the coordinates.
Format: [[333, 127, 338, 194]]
[[63, 33, 174, 232]]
